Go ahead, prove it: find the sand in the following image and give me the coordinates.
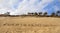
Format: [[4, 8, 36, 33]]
[[0, 17, 60, 33]]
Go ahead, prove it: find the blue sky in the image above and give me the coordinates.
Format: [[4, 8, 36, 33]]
[[0, 0, 60, 15], [44, 0, 60, 15]]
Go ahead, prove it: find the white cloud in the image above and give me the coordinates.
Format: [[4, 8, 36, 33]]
[[10, 0, 53, 15], [0, 0, 20, 14], [0, 0, 58, 15]]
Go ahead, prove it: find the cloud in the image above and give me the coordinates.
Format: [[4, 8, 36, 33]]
[[43, 0, 60, 15], [10, 0, 53, 15], [0, 0, 60, 15], [0, 0, 21, 14]]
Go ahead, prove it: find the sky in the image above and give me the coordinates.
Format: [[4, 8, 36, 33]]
[[0, 0, 60, 15]]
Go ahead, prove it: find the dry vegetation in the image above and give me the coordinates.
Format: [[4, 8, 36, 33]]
[[0, 17, 60, 33]]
